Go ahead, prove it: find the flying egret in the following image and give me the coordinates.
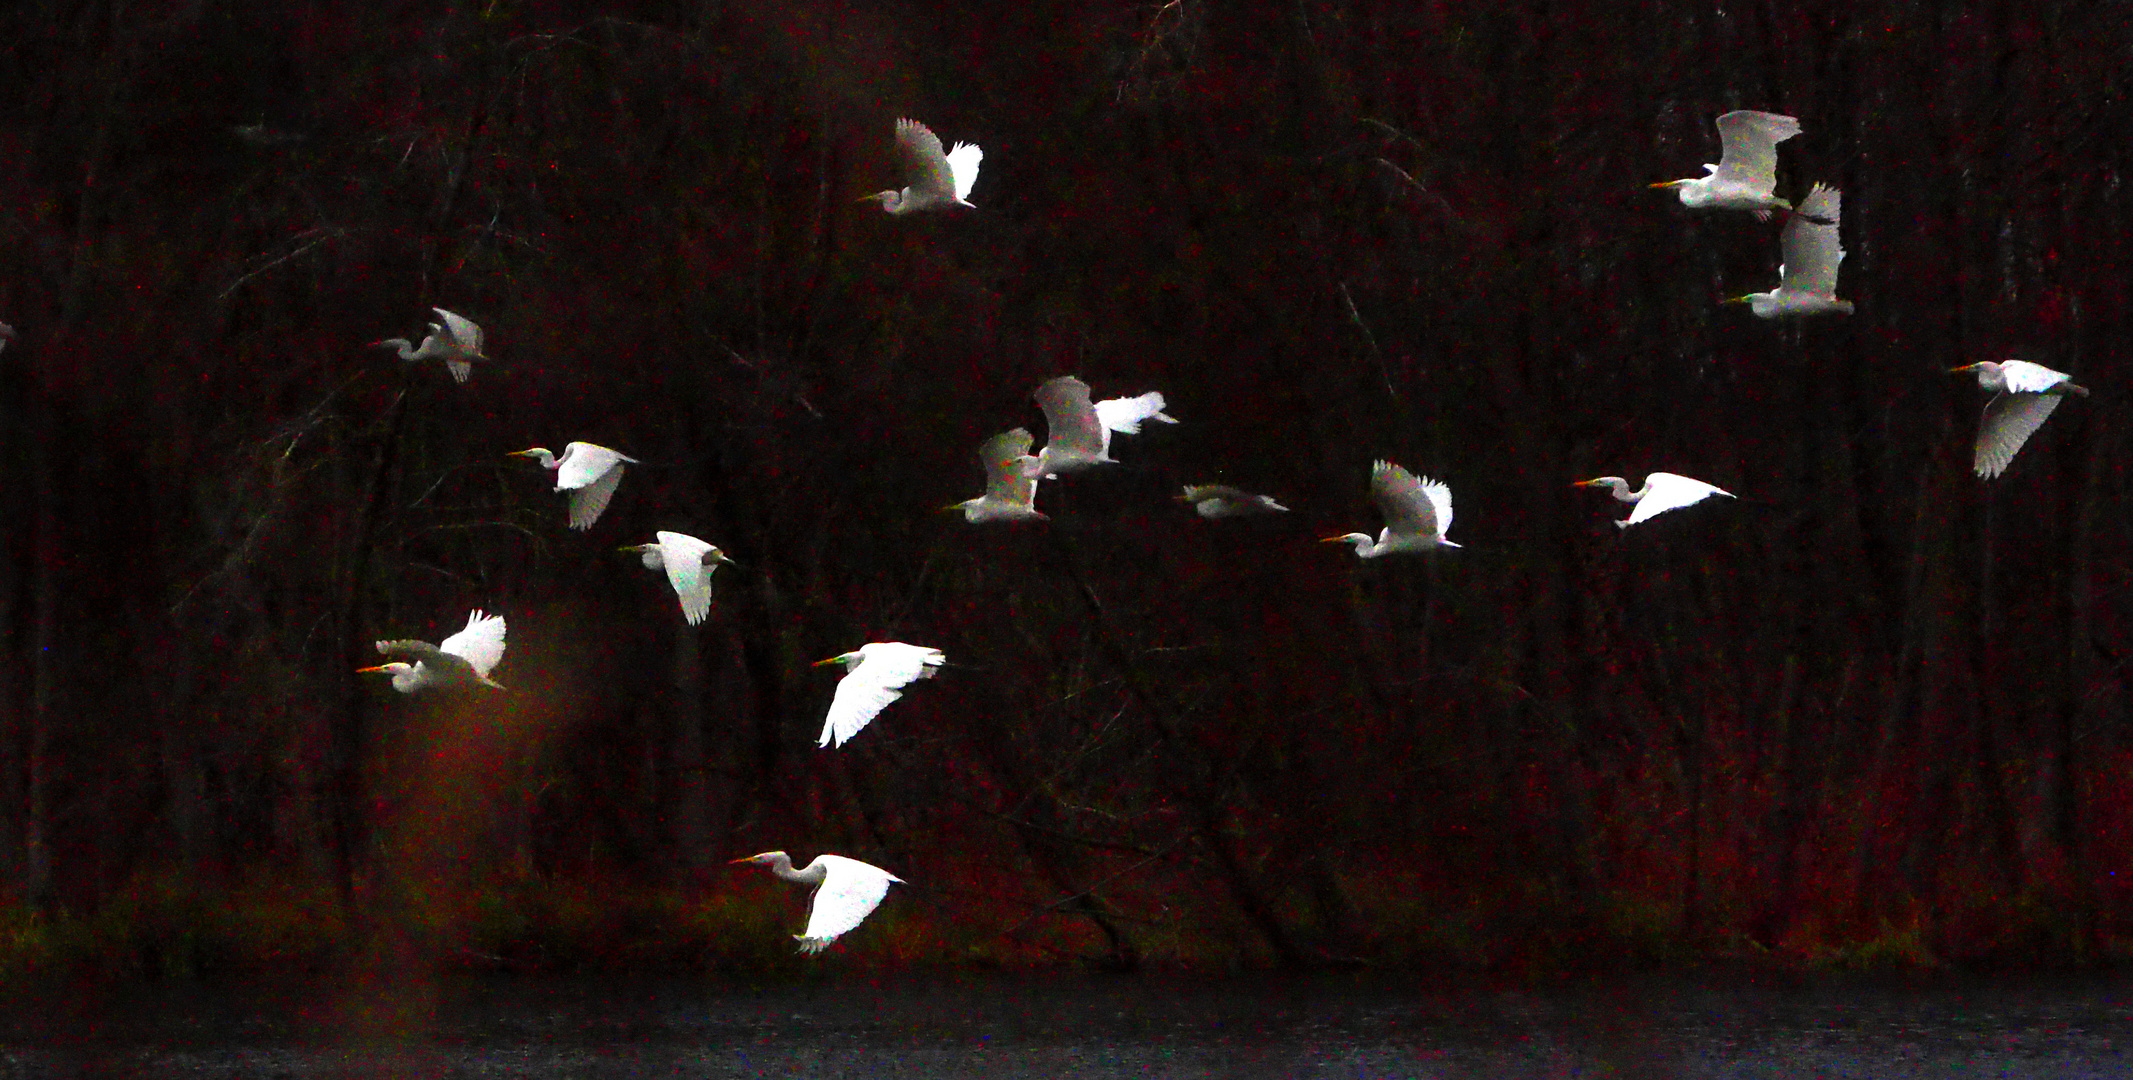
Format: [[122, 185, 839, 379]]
[[1025, 377, 1177, 478], [357, 609, 507, 693], [621, 532, 734, 625], [1950, 360, 2090, 479], [729, 851, 904, 954], [1575, 473, 1734, 528], [1323, 461, 1460, 556], [949, 428, 1047, 523], [861, 118, 981, 215], [1724, 183, 1853, 318], [510, 442, 639, 530], [813, 642, 945, 748], [1179, 484, 1290, 518], [1652, 110, 1802, 217], [374, 308, 488, 383]]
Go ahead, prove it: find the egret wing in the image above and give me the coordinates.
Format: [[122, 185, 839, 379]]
[[374, 638, 449, 663], [437, 610, 507, 678], [978, 428, 1040, 502], [945, 142, 982, 202], [1033, 377, 1106, 455], [655, 531, 715, 624], [1711, 111, 1799, 191], [818, 644, 944, 748], [1975, 392, 2063, 478], [1780, 184, 1845, 296], [554, 443, 635, 490], [796, 855, 901, 953], [1093, 392, 1178, 435], [1182, 484, 1252, 503], [1370, 461, 1436, 539], [566, 464, 628, 530], [433, 308, 483, 356], [1626, 473, 1732, 525], [895, 119, 956, 201]]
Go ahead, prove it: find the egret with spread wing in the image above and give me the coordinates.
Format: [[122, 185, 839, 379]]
[[861, 118, 981, 215], [1950, 360, 2089, 479], [358, 609, 507, 693], [1652, 110, 1802, 217], [1324, 461, 1459, 556], [374, 307, 488, 383], [950, 428, 1047, 523], [621, 532, 733, 625], [511, 442, 639, 530], [813, 642, 945, 748], [1576, 473, 1734, 528], [1725, 183, 1853, 318], [1179, 484, 1290, 518], [1026, 377, 1176, 478], [730, 851, 903, 954]]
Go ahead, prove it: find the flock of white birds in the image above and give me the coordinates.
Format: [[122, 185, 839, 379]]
[[347, 109, 2086, 955]]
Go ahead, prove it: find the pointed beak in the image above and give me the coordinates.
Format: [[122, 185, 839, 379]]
[[1318, 536, 1346, 544], [1572, 479, 1600, 487], [812, 656, 841, 667], [355, 664, 389, 673], [727, 856, 758, 865], [1649, 180, 1682, 189], [1948, 364, 1980, 373], [1719, 296, 1749, 305]]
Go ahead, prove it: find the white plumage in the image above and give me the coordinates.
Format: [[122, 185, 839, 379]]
[[951, 428, 1047, 523], [1727, 183, 1853, 318], [813, 642, 946, 748], [1576, 472, 1735, 528], [374, 307, 488, 383], [730, 851, 904, 954], [1026, 377, 1177, 479], [862, 118, 982, 215], [1179, 484, 1290, 519], [512, 442, 639, 530], [358, 609, 507, 693], [1324, 460, 1459, 556], [622, 532, 733, 624], [1652, 110, 1803, 216], [1951, 360, 2089, 479]]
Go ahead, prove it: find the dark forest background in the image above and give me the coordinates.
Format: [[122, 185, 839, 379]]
[[0, 0, 2130, 975]]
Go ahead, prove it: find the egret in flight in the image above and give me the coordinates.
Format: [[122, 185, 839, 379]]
[[862, 118, 981, 215], [950, 428, 1047, 523], [1324, 461, 1459, 556], [1179, 484, 1290, 518], [813, 642, 945, 748], [1652, 110, 1802, 217], [1950, 360, 2090, 478], [375, 308, 488, 383], [1725, 183, 1853, 318], [511, 442, 639, 530], [621, 532, 734, 625], [358, 609, 507, 693], [1026, 377, 1178, 478], [1575, 473, 1734, 528], [730, 851, 903, 954]]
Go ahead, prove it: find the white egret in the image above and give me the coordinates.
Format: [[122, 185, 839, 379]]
[[1179, 484, 1290, 518], [948, 428, 1047, 523], [1323, 461, 1459, 556], [621, 532, 733, 625], [1950, 360, 2089, 479], [1652, 110, 1802, 217], [510, 442, 639, 530], [729, 851, 904, 954], [1725, 183, 1853, 318], [357, 609, 507, 693], [861, 118, 981, 215], [374, 308, 488, 383], [1025, 377, 1177, 478], [813, 642, 945, 748], [1575, 473, 1734, 528]]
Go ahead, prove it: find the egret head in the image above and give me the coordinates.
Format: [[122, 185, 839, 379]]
[[813, 651, 862, 669], [356, 662, 413, 676], [1321, 533, 1371, 545], [858, 190, 904, 213], [1948, 362, 1992, 374], [1573, 477, 1627, 489], [729, 851, 785, 867], [508, 448, 557, 468]]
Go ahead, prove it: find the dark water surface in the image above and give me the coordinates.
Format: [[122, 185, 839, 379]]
[[3, 971, 2129, 1077]]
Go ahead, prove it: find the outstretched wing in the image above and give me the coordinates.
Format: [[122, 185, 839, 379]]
[[1626, 473, 1733, 525], [895, 118, 956, 202], [432, 308, 483, 356], [1032, 376, 1106, 456], [1780, 184, 1845, 296], [796, 855, 902, 953], [567, 465, 627, 530], [945, 141, 983, 202], [1975, 392, 2063, 479], [555, 443, 635, 491], [1370, 460, 1437, 539], [1093, 392, 1178, 435], [437, 609, 507, 678], [818, 644, 945, 748], [655, 531, 715, 625], [1710, 110, 1799, 192], [978, 428, 1040, 503]]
